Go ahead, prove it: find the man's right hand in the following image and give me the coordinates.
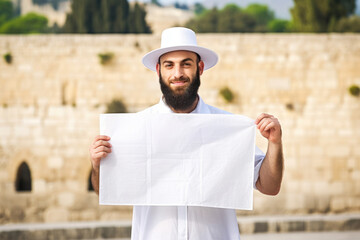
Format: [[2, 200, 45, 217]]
[[89, 135, 112, 171]]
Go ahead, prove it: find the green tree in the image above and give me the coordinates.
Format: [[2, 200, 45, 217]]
[[334, 15, 360, 32], [130, 2, 151, 33], [0, 12, 48, 34], [151, 0, 162, 7], [63, 0, 150, 34], [0, 0, 15, 27], [290, 0, 356, 32], [194, 2, 206, 15], [268, 19, 291, 32], [113, 0, 130, 33], [217, 4, 257, 32], [186, 7, 218, 32], [185, 4, 259, 33], [217, 4, 240, 32], [244, 3, 275, 31]]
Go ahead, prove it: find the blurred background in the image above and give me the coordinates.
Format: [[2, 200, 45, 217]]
[[0, 0, 360, 239]]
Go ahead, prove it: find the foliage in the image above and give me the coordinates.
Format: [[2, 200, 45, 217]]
[[0, 12, 48, 34], [186, 1, 360, 33], [129, 3, 152, 33], [3, 52, 12, 64], [106, 99, 127, 113], [290, 0, 356, 32], [185, 3, 277, 33], [334, 16, 360, 32], [174, 2, 189, 10], [285, 103, 295, 111], [194, 3, 206, 15], [98, 52, 114, 65], [216, 4, 257, 32], [268, 19, 291, 32], [243, 3, 275, 32], [63, 0, 151, 34], [219, 87, 235, 103], [349, 85, 360, 97], [151, 0, 162, 7], [0, 0, 15, 27]]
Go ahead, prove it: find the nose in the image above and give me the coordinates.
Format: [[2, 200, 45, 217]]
[[172, 65, 184, 79]]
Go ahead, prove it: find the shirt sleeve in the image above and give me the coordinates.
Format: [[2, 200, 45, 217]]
[[253, 146, 265, 190]]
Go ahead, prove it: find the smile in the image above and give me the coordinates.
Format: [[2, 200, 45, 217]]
[[171, 80, 189, 86]]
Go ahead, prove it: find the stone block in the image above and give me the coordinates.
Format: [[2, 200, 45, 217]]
[[276, 220, 306, 232], [47, 156, 63, 169], [326, 145, 351, 158], [343, 218, 360, 231], [79, 210, 97, 221], [44, 208, 69, 222], [330, 197, 347, 212], [351, 170, 360, 180], [254, 221, 269, 233], [33, 179, 47, 193], [57, 192, 75, 208], [316, 196, 331, 212], [285, 194, 306, 211], [238, 221, 255, 234], [307, 220, 325, 231]]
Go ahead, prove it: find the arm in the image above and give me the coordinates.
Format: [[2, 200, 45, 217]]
[[255, 113, 284, 196], [89, 135, 112, 195]]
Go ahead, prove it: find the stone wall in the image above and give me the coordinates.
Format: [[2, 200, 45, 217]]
[[0, 33, 359, 223]]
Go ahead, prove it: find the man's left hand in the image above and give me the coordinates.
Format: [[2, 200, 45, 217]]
[[255, 113, 282, 144]]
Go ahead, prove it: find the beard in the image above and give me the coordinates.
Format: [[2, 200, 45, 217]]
[[159, 67, 201, 111]]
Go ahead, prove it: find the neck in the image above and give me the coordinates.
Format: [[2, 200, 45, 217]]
[[165, 95, 199, 113]]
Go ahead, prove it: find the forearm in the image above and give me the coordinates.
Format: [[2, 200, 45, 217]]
[[256, 141, 284, 195], [91, 167, 100, 195]]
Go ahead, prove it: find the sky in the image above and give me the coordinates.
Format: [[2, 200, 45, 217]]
[[135, 0, 360, 20]]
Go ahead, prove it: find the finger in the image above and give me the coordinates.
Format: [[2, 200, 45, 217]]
[[259, 119, 272, 133], [264, 122, 276, 132], [255, 113, 273, 124], [257, 117, 271, 130], [93, 140, 112, 149], [94, 146, 112, 154], [93, 135, 111, 145], [93, 151, 109, 160]]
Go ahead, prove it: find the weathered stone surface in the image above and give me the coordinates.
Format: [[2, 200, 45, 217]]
[[1, 34, 360, 223]]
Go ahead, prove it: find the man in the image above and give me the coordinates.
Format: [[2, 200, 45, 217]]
[[89, 27, 283, 240]]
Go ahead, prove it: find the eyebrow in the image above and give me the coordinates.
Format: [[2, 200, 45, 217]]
[[162, 58, 195, 64]]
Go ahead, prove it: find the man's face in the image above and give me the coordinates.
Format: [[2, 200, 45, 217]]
[[157, 50, 204, 111]]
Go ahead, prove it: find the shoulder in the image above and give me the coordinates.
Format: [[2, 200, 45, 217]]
[[138, 102, 163, 114], [205, 104, 232, 115]]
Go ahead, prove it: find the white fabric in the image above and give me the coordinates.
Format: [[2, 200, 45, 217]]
[[129, 96, 265, 240], [99, 112, 256, 209]]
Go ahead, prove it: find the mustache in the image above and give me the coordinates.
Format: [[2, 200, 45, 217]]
[[170, 77, 189, 83]]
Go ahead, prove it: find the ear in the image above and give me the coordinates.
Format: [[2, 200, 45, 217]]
[[198, 60, 205, 76], [156, 63, 160, 77]]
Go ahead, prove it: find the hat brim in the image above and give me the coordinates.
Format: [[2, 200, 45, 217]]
[[142, 45, 218, 72]]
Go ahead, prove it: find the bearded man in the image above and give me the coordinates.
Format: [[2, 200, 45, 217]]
[[89, 27, 284, 240]]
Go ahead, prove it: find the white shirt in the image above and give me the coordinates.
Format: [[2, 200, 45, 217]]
[[131, 96, 265, 240]]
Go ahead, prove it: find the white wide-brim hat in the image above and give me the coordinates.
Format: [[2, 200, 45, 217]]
[[142, 27, 218, 72]]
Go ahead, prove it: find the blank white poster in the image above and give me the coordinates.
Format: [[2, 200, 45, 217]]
[[99, 112, 256, 210]]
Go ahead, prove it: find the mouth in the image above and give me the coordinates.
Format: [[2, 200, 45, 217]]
[[170, 80, 189, 86]]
